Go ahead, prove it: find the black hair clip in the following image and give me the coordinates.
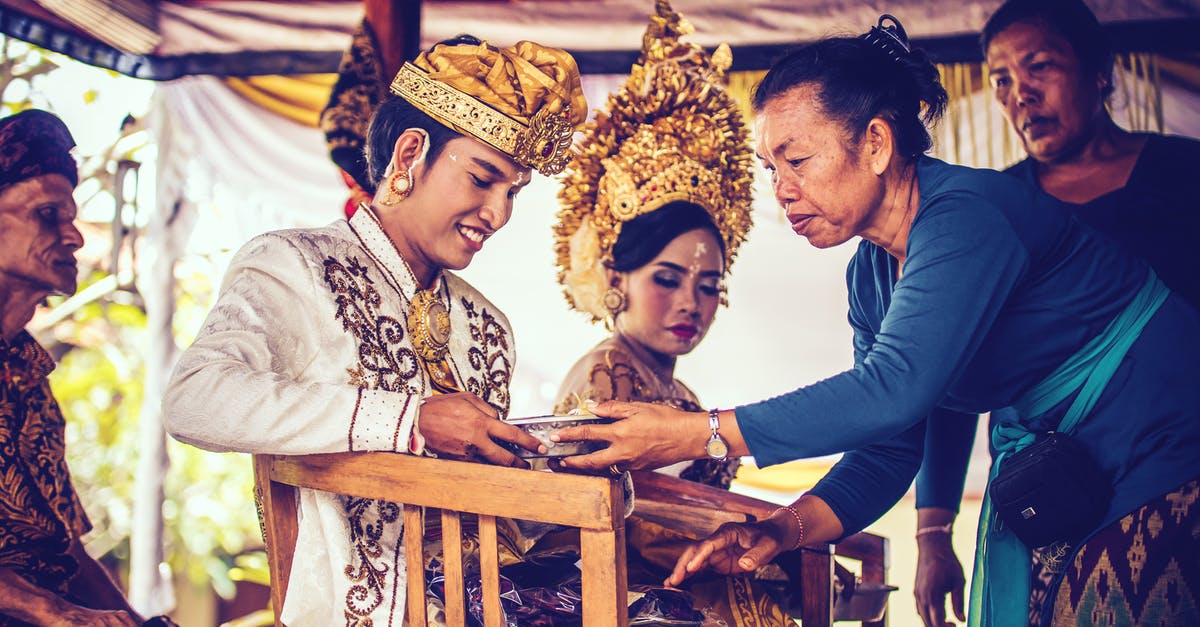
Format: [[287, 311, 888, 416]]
[[861, 14, 911, 61]]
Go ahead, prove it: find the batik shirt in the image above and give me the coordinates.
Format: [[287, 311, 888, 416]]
[[164, 207, 515, 626], [0, 332, 90, 594]]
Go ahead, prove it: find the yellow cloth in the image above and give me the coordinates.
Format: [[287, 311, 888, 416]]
[[222, 74, 337, 128], [733, 458, 836, 494]]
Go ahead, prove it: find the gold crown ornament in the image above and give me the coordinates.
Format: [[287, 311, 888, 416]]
[[554, 0, 755, 322], [391, 40, 587, 175]]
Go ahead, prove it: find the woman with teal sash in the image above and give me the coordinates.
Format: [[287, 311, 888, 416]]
[[915, 0, 1200, 623], [551, 15, 1200, 626]]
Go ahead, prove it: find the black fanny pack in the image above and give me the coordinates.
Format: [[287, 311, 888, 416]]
[[988, 432, 1112, 549]]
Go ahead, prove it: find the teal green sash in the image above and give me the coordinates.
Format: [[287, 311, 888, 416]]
[[967, 271, 1169, 626]]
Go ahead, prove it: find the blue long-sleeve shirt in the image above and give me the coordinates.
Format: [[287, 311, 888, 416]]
[[736, 157, 1200, 535], [915, 134, 1200, 512]]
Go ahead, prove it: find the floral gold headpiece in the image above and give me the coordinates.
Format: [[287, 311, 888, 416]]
[[391, 40, 587, 176], [554, 0, 755, 322]]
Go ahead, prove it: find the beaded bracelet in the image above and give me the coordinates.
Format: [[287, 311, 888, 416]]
[[773, 505, 806, 550], [915, 522, 954, 539]]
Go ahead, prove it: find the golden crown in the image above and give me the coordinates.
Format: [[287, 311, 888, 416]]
[[554, 0, 755, 322], [390, 62, 577, 175]]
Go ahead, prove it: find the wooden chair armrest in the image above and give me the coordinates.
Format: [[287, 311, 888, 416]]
[[265, 452, 624, 528], [628, 467, 890, 622], [630, 470, 776, 520], [629, 470, 892, 557]]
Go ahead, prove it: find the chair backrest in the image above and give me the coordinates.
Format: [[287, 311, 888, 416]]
[[253, 454, 890, 627], [253, 452, 630, 627]]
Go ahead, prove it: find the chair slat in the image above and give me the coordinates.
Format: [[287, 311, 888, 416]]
[[860, 535, 890, 627], [478, 514, 502, 627], [441, 510, 466, 625], [253, 455, 297, 626], [800, 544, 835, 627], [404, 505, 427, 626]]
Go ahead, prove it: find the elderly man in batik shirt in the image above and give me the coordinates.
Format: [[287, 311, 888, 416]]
[[164, 37, 586, 625], [0, 110, 147, 626]]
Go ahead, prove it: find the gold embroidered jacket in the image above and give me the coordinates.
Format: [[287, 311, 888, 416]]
[[164, 208, 514, 625]]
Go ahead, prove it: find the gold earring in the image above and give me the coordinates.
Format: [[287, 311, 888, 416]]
[[381, 169, 414, 206], [602, 287, 626, 314], [602, 287, 625, 333]]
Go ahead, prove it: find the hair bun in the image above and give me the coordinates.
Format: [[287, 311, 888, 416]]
[[860, 14, 911, 61]]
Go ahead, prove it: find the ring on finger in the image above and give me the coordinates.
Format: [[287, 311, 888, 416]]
[[608, 463, 623, 476]]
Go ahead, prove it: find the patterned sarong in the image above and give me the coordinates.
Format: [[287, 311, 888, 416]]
[[1028, 478, 1200, 626]]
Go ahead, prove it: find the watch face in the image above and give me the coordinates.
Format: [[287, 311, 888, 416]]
[[706, 435, 729, 459]]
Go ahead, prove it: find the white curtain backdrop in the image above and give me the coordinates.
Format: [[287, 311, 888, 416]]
[[129, 75, 346, 611]]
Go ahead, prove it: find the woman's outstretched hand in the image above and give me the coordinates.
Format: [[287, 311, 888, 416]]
[[664, 517, 791, 587], [550, 400, 705, 473]]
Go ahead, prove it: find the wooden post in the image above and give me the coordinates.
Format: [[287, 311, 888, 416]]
[[441, 510, 466, 625], [800, 544, 834, 627], [252, 455, 298, 625]]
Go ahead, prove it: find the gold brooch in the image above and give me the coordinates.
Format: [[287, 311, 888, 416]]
[[514, 104, 576, 175]]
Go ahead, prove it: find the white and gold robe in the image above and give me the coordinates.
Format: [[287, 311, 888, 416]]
[[164, 208, 514, 626]]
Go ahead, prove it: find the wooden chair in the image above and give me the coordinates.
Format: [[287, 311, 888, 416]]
[[254, 452, 889, 626], [630, 471, 890, 626]]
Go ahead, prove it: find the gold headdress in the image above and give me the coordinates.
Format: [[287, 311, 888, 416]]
[[391, 40, 587, 175], [554, 0, 755, 322]]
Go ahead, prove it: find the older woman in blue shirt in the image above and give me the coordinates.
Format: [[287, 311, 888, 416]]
[[553, 16, 1200, 626], [914, 1, 1200, 624]]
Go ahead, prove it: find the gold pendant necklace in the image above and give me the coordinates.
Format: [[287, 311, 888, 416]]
[[407, 287, 451, 362], [358, 201, 458, 391]]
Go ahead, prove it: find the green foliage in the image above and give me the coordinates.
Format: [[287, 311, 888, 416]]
[[162, 439, 259, 598], [229, 552, 271, 587], [50, 280, 145, 562], [1, 36, 59, 112], [47, 272, 266, 597]]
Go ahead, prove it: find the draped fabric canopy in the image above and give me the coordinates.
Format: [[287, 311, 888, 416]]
[[2, 0, 1199, 79]]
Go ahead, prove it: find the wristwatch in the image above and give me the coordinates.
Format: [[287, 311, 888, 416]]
[[705, 408, 729, 461]]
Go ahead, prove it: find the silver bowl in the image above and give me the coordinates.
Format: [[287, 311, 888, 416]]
[[503, 414, 611, 458], [832, 582, 898, 622]]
